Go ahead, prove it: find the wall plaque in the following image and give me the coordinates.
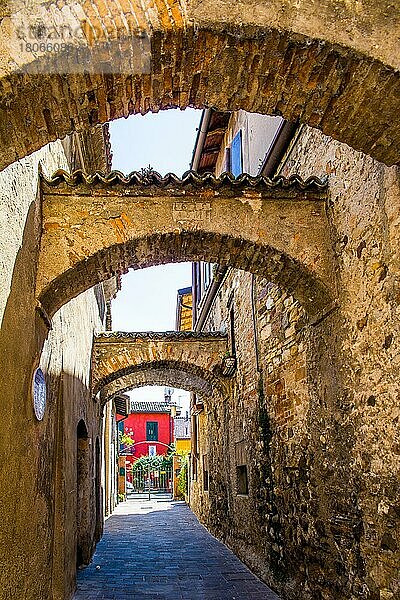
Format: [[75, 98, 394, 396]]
[[32, 367, 47, 421]]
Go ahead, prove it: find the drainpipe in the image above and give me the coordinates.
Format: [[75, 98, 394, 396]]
[[194, 265, 228, 332], [259, 120, 298, 178], [191, 108, 212, 171]]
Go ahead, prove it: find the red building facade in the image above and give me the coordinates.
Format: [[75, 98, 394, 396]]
[[123, 401, 175, 482]]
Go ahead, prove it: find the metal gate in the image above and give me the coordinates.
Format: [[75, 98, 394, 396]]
[[131, 465, 173, 497]]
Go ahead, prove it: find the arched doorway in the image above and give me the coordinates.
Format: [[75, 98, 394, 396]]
[[94, 437, 102, 544], [76, 419, 91, 568]]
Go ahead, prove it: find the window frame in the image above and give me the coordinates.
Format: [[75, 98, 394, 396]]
[[230, 130, 243, 177], [236, 464, 249, 496], [146, 421, 159, 442]]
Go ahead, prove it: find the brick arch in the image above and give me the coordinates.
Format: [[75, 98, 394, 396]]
[[99, 361, 226, 403], [92, 333, 229, 399], [0, 1, 399, 169], [37, 172, 335, 321], [41, 232, 332, 321]]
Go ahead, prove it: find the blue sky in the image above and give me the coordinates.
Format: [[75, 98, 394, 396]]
[[110, 108, 201, 176], [109, 108, 201, 405]]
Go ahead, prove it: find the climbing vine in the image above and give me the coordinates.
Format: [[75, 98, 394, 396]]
[[131, 446, 174, 472], [176, 451, 189, 498]]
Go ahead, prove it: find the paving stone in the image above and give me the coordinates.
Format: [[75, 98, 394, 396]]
[[74, 497, 280, 599]]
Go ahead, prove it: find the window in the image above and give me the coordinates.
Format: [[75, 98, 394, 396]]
[[236, 465, 248, 495], [203, 454, 209, 492], [230, 130, 243, 176], [146, 421, 158, 441]]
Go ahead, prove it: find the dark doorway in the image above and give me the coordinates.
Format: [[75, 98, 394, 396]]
[[94, 437, 102, 543], [76, 420, 90, 567]]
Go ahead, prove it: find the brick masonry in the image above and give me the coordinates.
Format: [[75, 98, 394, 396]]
[[0, 1, 399, 168], [0, 4, 398, 594], [92, 331, 228, 398]]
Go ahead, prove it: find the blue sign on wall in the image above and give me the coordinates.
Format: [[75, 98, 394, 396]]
[[32, 367, 47, 421]]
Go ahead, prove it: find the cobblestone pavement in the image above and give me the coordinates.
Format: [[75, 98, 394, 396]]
[[74, 495, 280, 599]]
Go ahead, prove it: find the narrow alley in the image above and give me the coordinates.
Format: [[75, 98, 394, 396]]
[[74, 496, 280, 600], [1, 3, 399, 597]]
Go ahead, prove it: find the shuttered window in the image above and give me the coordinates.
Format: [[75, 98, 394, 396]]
[[146, 421, 158, 441], [230, 130, 243, 176]]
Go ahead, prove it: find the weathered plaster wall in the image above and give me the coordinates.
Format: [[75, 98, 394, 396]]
[[0, 144, 104, 599], [0, 142, 67, 326], [45, 290, 104, 599], [190, 124, 400, 600], [103, 400, 118, 518], [37, 174, 331, 321]]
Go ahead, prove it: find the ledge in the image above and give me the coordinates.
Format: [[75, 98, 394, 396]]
[[95, 331, 228, 342], [41, 168, 328, 192]]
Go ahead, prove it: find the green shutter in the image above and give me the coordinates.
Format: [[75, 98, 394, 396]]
[[146, 421, 159, 441]]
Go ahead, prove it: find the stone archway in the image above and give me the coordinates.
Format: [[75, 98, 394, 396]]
[[0, 1, 399, 169], [92, 331, 229, 401], [100, 362, 220, 402], [37, 171, 335, 322]]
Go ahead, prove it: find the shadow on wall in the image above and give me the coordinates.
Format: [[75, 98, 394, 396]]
[[0, 197, 102, 599], [77, 419, 92, 568], [0, 196, 56, 599]]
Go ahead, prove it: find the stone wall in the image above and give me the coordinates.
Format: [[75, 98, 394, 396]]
[[0, 143, 105, 599], [280, 127, 400, 600], [190, 125, 400, 599], [92, 331, 227, 396]]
